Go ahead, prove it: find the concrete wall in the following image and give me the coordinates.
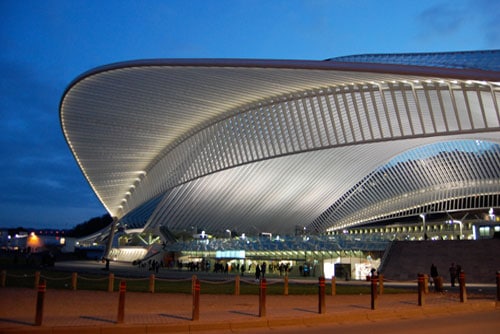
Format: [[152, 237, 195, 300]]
[[380, 238, 500, 283]]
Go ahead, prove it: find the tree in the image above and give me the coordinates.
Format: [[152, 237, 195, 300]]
[[67, 214, 112, 237]]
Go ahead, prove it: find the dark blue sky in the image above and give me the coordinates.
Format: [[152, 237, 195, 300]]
[[1, 0, 499, 230]]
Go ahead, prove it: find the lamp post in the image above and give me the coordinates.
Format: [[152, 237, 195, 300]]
[[419, 214, 426, 240]]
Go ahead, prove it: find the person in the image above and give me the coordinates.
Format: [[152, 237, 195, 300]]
[[261, 262, 267, 278], [430, 263, 438, 286], [449, 263, 457, 287], [241, 263, 245, 276], [255, 263, 261, 281]]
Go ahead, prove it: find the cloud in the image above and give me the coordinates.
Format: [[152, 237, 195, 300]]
[[416, 0, 500, 49]]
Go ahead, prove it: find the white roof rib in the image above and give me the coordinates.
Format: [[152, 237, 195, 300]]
[[60, 53, 500, 235]]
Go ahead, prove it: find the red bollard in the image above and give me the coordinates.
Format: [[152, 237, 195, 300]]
[[35, 279, 46, 326], [459, 271, 467, 303], [370, 275, 377, 310], [234, 275, 240, 296], [318, 276, 326, 314], [417, 273, 425, 306], [117, 280, 126, 323], [259, 279, 267, 317], [192, 279, 200, 321], [149, 274, 155, 293]]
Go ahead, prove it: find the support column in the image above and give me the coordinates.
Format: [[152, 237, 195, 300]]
[[104, 217, 118, 261]]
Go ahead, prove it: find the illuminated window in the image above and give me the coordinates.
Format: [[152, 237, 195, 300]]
[[479, 226, 490, 237]]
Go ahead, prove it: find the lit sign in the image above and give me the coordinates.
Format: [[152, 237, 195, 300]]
[[215, 250, 245, 259]]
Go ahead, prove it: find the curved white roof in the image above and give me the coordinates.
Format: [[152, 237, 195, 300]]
[[60, 51, 500, 235]]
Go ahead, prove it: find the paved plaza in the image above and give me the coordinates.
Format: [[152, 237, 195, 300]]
[[1, 282, 498, 333]]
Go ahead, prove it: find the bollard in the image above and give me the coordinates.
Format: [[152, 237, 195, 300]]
[[496, 271, 500, 302], [370, 275, 377, 310], [108, 273, 114, 292], [35, 279, 46, 326], [149, 274, 155, 293], [117, 280, 126, 323], [192, 279, 200, 321], [331, 276, 336, 296], [259, 278, 267, 317], [318, 276, 326, 314], [459, 271, 467, 303], [1, 270, 6, 287], [192, 275, 197, 294], [283, 276, 288, 296], [378, 274, 384, 295], [234, 275, 240, 296], [34, 271, 40, 290], [71, 272, 78, 291], [424, 274, 429, 294], [417, 273, 425, 306]]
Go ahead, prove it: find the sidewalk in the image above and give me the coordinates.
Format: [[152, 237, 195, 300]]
[[0, 286, 497, 334]]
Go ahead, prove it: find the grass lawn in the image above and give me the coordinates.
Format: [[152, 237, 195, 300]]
[[1, 266, 411, 295]]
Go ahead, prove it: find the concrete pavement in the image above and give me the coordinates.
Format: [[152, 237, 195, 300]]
[[0, 284, 498, 333], [1, 260, 498, 333]]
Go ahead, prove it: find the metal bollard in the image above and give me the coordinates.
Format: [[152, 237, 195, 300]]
[[378, 274, 384, 295], [331, 276, 336, 296], [496, 271, 500, 302], [192, 278, 200, 321], [259, 278, 267, 317], [117, 280, 126, 323], [1, 270, 6, 287], [234, 275, 240, 296], [108, 273, 115, 292], [191, 275, 197, 294], [418, 273, 425, 306], [35, 279, 46, 326], [149, 274, 155, 293], [71, 272, 78, 290], [459, 271, 467, 303], [370, 276, 377, 310], [318, 276, 326, 314]]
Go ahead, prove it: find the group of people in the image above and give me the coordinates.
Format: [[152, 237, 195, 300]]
[[429, 262, 463, 288], [448, 262, 462, 287], [254, 262, 267, 280]]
